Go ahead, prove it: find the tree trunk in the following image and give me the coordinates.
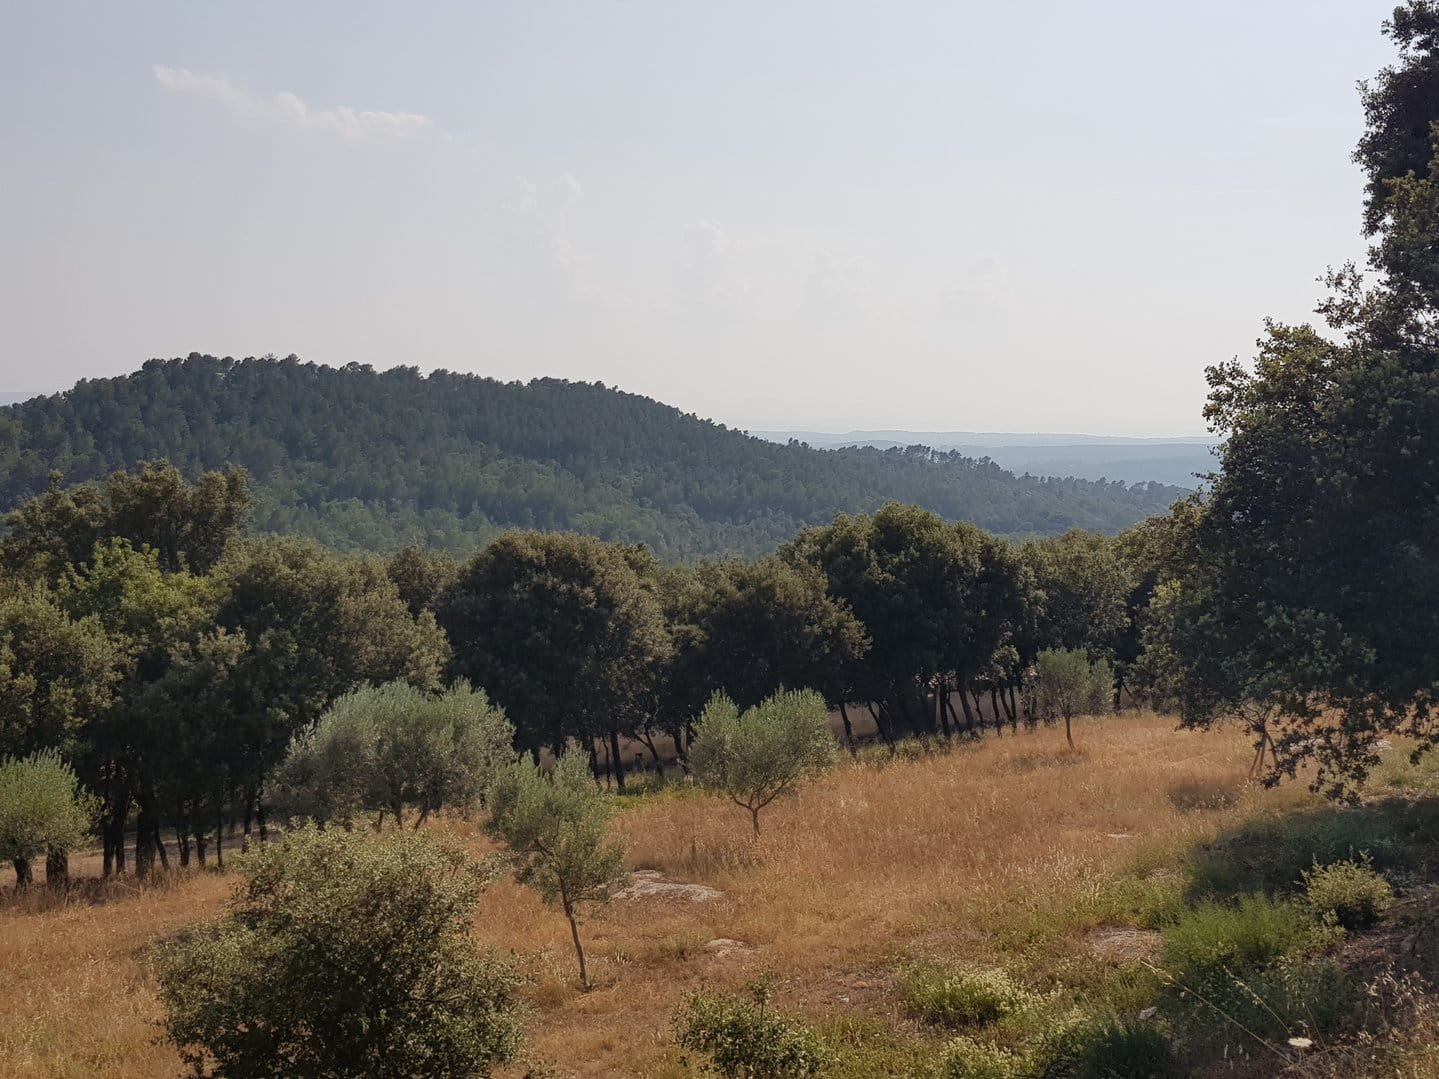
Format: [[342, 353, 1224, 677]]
[[609, 728, 627, 792], [214, 806, 224, 869], [990, 688, 1003, 736], [838, 702, 857, 753], [956, 685, 978, 736], [154, 826, 170, 871], [562, 893, 589, 989], [866, 703, 896, 751], [750, 806, 762, 837], [45, 847, 68, 887], [257, 801, 268, 842], [1064, 712, 1075, 749], [12, 857, 32, 887], [194, 828, 208, 867], [134, 782, 157, 881]]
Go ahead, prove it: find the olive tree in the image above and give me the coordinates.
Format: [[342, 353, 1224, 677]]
[[278, 679, 515, 829], [153, 825, 522, 1079], [485, 752, 624, 989], [1033, 649, 1113, 749], [0, 750, 98, 887], [688, 688, 837, 837]]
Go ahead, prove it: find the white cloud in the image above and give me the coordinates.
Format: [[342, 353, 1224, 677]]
[[152, 65, 437, 143]]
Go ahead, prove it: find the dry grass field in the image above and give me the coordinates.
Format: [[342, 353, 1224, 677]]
[[2, 711, 1433, 1078]]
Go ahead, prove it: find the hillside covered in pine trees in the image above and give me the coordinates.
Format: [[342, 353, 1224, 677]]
[[0, 355, 1183, 559]]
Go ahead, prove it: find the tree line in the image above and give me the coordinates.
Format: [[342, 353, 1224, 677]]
[[0, 460, 1143, 885], [0, 354, 1182, 560]]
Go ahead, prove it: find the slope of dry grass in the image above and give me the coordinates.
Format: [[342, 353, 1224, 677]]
[[0, 714, 1336, 1077]]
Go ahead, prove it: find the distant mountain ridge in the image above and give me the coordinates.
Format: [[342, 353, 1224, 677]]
[[0, 355, 1186, 559], [756, 430, 1216, 488]]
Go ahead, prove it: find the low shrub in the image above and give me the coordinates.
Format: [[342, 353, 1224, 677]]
[[1165, 959, 1365, 1050], [902, 964, 1038, 1028], [1035, 1016, 1182, 1079], [673, 975, 828, 1079], [1302, 858, 1394, 931], [1160, 893, 1334, 979], [936, 1036, 1025, 1079]]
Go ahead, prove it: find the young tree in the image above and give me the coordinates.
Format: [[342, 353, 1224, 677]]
[[1033, 649, 1113, 749], [278, 680, 516, 829], [0, 750, 98, 887], [688, 689, 837, 836], [485, 752, 624, 988], [153, 825, 522, 1078]]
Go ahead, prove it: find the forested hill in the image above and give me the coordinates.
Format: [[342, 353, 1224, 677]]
[[0, 355, 1183, 559]]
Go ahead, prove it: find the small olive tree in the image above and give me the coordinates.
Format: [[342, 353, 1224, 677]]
[[485, 752, 624, 989], [277, 680, 516, 829], [0, 750, 97, 887], [689, 688, 837, 837], [1033, 648, 1113, 748], [153, 825, 522, 1078]]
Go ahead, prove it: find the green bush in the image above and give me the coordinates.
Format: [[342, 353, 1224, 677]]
[[1303, 858, 1394, 930], [902, 964, 1038, 1028], [673, 976, 828, 1079], [1035, 1017, 1182, 1079], [936, 1036, 1025, 1079], [1165, 959, 1364, 1050], [153, 825, 522, 1078], [1160, 893, 1334, 979]]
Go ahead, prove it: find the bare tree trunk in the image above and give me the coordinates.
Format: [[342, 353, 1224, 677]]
[[561, 892, 589, 989], [194, 828, 208, 867], [609, 728, 627, 792], [45, 848, 68, 887], [154, 826, 170, 872], [750, 806, 762, 836], [1064, 712, 1075, 749], [12, 857, 32, 888], [936, 681, 953, 739], [956, 686, 978, 736], [838, 702, 857, 753]]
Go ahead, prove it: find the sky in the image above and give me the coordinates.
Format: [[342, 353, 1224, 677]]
[[0, 1, 1402, 435]]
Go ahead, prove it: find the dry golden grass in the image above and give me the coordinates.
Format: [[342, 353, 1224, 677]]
[[0, 713, 1311, 1077]]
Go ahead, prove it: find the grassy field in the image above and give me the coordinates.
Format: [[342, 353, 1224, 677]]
[[3, 711, 1437, 1078]]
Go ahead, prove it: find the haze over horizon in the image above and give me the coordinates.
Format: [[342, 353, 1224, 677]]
[[2, 2, 1396, 436]]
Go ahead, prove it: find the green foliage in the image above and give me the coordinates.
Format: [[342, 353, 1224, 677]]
[[1156, 2, 1439, 792], [1302, 858, 1394, 931], [1033, 649, 1112, 746], [438, 529, 671, 776], [0, 356, 1182, 561], [0, 750, 98, 884], [901, 964, 1038, 1028], [936, 1036, 1024, 1079], [1164, 959, 1364, 1050], [673, 975, 829, 1079], [689, 688, 837, 835], [0, 582, 119, 759], [279, 679, 515, 827], [485, 752, 625, 986], [1161, 893, 1335, 979], [1033, 1017, 1181, 1079], [664, 556, 868, 720], [153, 825, 521, 1078]]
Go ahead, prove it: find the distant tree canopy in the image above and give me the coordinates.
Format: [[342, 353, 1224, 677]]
[[0, 355, 1182, 560], [1154, 0, 1439, 791]]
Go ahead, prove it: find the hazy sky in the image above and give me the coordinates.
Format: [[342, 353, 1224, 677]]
[[0, 2, 1399, 434]]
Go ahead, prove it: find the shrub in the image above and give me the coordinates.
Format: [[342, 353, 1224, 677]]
[[673, 975, 829, 1079], [902, 964, 1038, 1028], [1303, 858, 1394, 931], [1164, 959, 1364, 1050], [0, 750, 98, 887], [1035, 1017, 1182, 1079], [936, 1036, 1025, 1079], [1160, 893, 1334, 979], [153, 825, 522, 1078]]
